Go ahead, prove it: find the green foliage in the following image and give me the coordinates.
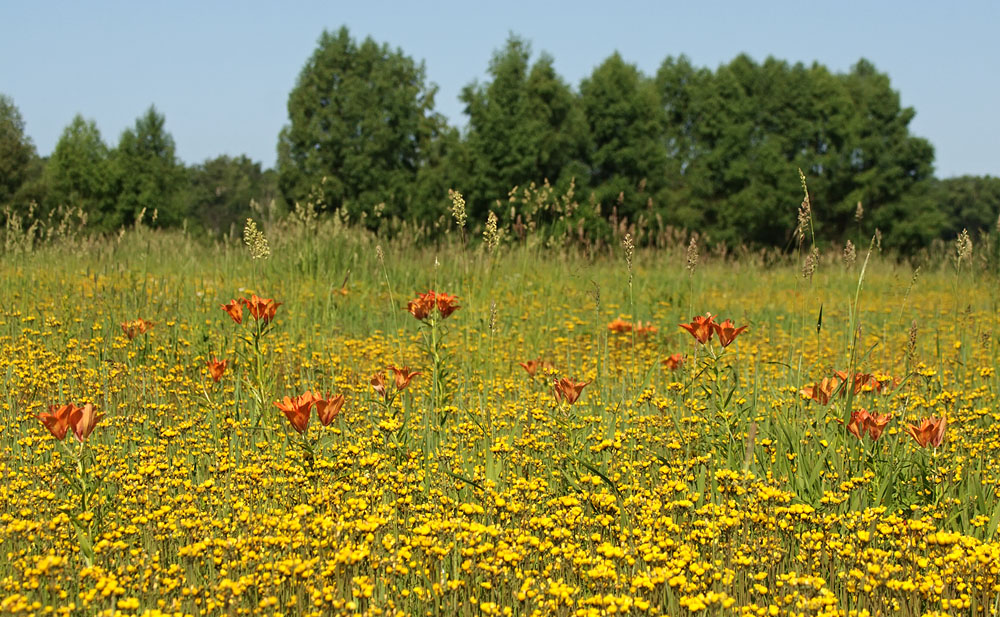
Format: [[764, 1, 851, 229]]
[[579, 53, 667, 223], [186, 155, 279, 235], [460, 36, 589, 219], [278, 26, 449, 223], [45, 114, 114, 222], [0, 94, 41, 212], [653, 55, 936, 249], [930, 175, 1000, 239], [0, 37, 965, 254], [839, 60, 936, 247], [111, 106, 186, 231]]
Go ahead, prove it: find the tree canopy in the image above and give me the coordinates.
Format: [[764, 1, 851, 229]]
[[278, 26, 448, 222], [46, 114, 113, 222], [5, 33, 996, 253], [460, 36, 589, 219], [112, 106, 186, 230], [0, 95, 40, 212]]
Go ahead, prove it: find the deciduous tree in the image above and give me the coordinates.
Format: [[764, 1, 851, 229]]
[[46, 114, 113, 223], [278, 27, 447, 222], [0, 94, 40, 210], [112, 106, 186, 230], [460, 35, 589, 219]]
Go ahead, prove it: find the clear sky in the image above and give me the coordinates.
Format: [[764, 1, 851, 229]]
[[2, 0, 996, 178]]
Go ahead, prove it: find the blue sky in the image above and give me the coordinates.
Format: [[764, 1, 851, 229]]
[[2, 1, 996, 178]]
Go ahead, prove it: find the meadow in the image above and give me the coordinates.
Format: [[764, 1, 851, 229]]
[[2, 208, 1000, 617]]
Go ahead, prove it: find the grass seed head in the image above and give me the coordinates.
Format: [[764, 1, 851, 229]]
[[243, 218, 270, 260]]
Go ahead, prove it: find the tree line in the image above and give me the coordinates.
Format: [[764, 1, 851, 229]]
[[1, 27, 997, 251]]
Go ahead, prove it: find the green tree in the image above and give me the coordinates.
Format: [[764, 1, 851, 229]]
[[655, 55, 713, 229], [840, 59, 936, 249], [45, 114, 114, 222], [186, 155, 279, 235], [657, 55, 801, 246], [111, 106, 186, 230], [932, 176, 1000, 239], [278, 26, 447, 222], [579, 52, 668, 223], [0, 94, 40, 210], [460, 35, 589, 219], [655, 55, 936, 249]]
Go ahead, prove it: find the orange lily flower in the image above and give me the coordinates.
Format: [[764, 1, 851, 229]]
[[274, 393, 313, 433], [519, 359, 554, 376], [799, 376, 839, 405], [853, 373, 876, 394], [406, 291, 436, 320], [371, 372, 390, 401], [846, 409, 868, 440], [906, 416, 947, 448], [37, 404, 76, 440], [608, 318, 633, 334], [435, 292, 461, 319], [846, 408, 891, 441], [69, 403, 104, 443], [207, 358, 228, 382], [243, 294, 281, 324], [679, 314, 715, 345], [662, 353, 685, 371], [221, 299, 243, 325], [712, 319, 748, 347], [388, 366, 421, 391], [832, 371, 896, 396], [634, 321, 658, 336], [121, 318, 154, 340], [314, 392, 346, 426], [836, 371, 873, 396], [865, 411, 892, 441], [553, 378, 589, 405]]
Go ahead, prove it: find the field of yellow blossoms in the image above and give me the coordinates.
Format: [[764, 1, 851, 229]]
[[2, 227, 1000, 617]]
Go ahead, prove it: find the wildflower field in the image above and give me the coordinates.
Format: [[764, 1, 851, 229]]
[[2, 218, 1000, 617]]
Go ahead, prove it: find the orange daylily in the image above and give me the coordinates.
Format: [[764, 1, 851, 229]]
[[833, 371, 897, 396], [553, 378, 589, 405], [69, 403, 104, 443], [799, 376, 839, 405], [388, 366, 421, 391], [37, 404, 76, 440], [846, 408, 891, 441], [906, 416, 947, 448], [121, 318, 154, 340], [371, 372, 390, 401], [38, 403, 104, 442], [865, 411, 892, 441], [836, 371, 873, 396], [314, 392, 346, 426], [435, 292, 461, 319], [679, 314, 715, 345], [608, 318, 633, 333], [846, 409, 869, 440], [607, 318, 657, 336], [243, 294, 281, 324], [221, 299, 243, 325], [519, 359, 554, 376], [713, 319, 748, 347], [662, 353, 685, 371], [634, 321, 658, 336], [406, 291, 436, 320], [407, 290, 461, 320], [274, 393, 314, 434], [207, 358, 228, 382]]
